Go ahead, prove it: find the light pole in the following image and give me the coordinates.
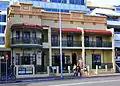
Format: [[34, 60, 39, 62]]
[[59, 0, 63, 78]]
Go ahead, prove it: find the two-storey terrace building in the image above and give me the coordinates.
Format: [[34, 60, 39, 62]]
[[6, 3, 115, 76]]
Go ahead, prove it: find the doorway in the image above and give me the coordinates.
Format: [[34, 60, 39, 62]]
[[92, 54, 101, 69], [67, 35, 73, 47], [96, 37, 102, 47], [72, 53, 77, 65], [84, 36, 89, 47]]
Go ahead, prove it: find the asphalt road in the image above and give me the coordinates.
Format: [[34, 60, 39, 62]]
[[1, 76, 120, 86]]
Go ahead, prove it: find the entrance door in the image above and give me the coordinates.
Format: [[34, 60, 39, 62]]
[[51, 35, 58, 46], [92, 54, 101, 69], [96, 37, 102, 47], [52, 54, 60, 66], [21, 53, 30, 65], [72, 53, 77, 65]]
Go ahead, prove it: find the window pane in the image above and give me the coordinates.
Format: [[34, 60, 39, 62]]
[[0, 37, 4, 44], [0, 25, 5, 33], [50, 0, 67, 3], [15, 53, 20, 65], [0, 15, 6, 22], [16, 31, 20, 39], [32, 32, 36, 38], [69, 0, 82, 5], [23, 31, 30, 39]]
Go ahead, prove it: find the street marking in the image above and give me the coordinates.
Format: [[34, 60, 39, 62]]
[[49, 79, 120, 86]]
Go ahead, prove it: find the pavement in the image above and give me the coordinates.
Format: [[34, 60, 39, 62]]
[[0, 72, 120, 84], [26, 75, 120, 86]]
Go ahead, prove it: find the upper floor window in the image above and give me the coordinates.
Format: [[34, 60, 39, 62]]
[[51, 35, 58, 41], [50, 0, 67, 3], [0, 25, 5, 33], [32, 32, 36, 38], [0, 14, 6, 22], [16, 31, 20, 39], [23, 31, 30, 39], [69, 0, 84, 5], [0, 1, 9, 10], [0, 37, 4, 45], [107, 16, 119, 21]]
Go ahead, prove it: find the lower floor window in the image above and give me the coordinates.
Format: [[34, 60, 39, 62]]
[[15, 53, 20, 65]]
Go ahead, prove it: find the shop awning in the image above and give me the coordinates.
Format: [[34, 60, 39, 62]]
[[84, 29, 112, 35]]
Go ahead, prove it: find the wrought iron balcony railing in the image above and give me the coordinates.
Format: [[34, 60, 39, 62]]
[[11, 37, 42, 45], [52, 40, 82, 47], [85, 41, 112, 47]]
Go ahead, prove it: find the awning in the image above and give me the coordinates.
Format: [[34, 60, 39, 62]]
[[11, 23, 42, 29], [84, 29, 112, 35], [51, 28, 82, 33], [62, 28, 82, 32]]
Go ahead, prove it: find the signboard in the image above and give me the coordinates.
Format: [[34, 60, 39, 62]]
[[5, 55, 8, 61], [0, 56, 4, 59], [18, 65, 33, 75], [37, 51, 42, 65]]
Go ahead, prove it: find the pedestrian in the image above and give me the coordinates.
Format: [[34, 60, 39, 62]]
[[78, 57, 83, 76], [10, 64, 15, 75], [73, 64, 78, 76]]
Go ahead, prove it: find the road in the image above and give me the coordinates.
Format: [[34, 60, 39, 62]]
[[1, 76, 120, 86]]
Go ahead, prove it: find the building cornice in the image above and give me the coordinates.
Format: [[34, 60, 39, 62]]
[[8, 3, 107, 24]]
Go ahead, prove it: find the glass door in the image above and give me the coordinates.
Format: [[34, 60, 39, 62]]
[[67, 34, 73, 47], [96, 37, 102, 47], [23, 31, 30, 43], [84, 36, 89, 47], [92, 54, 101, 69]]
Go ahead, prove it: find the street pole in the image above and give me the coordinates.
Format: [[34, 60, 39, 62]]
[[6, 60, 7, 82], [59, 0, 63, 78], [0, 57, 1, 78]]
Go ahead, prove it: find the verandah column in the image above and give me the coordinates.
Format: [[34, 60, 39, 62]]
[[48, 27, 52, 66], [81, 27, 85, 68], [111, 28, 115, 72]]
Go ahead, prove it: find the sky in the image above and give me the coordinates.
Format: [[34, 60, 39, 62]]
[[88, 0, 120, 6]]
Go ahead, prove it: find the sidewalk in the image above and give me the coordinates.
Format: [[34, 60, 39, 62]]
[[1, 72, 120, 84]]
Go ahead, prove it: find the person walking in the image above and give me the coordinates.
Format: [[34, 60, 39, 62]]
[[78, 57, 83, 76]]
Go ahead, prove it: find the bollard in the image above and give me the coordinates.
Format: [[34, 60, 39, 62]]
[[68, 66, 71, 74], [87, 65, 90, 75], [56, 66, 59, 76], [96, 65, 98, 74], [105, 65, 108, 72], [47, 66, 50, 75]]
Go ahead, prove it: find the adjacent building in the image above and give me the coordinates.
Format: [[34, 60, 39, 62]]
[[6, 3, 115, 76], [12, 0, 90, 13], [0, 0, 10, 74]]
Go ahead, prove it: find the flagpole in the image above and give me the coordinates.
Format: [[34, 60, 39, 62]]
[[59, 0, 63, 78]]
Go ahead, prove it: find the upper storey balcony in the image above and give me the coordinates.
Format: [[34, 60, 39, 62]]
[[51, 28, 82, 48], [84, 29, 113, 49], [10, 23, 43, 48]]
